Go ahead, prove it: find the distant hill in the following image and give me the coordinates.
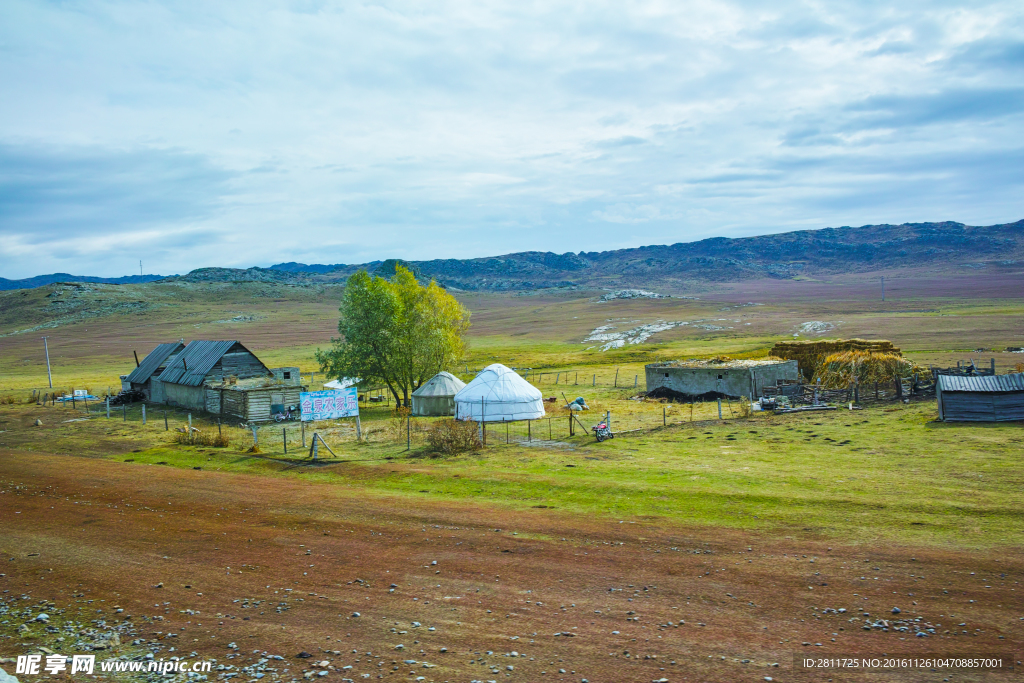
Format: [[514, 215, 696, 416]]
[[6, 220, 1022, 292], [0, 273, 170, 291], [260, 219, 1024, 291]]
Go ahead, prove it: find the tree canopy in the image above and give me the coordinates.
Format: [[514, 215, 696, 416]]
[[316, 265, 470, 407]]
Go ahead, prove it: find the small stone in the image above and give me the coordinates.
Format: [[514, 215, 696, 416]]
[[296, 652, 312, 658], [35, 613, 49, 622], [892, 607, 901, 614], [395, 644, 404, 650], [34, 419, 42, 426], [351, 612, 360, 618]]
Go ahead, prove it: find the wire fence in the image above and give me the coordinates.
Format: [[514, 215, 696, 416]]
[[12, 385, 753, 458]]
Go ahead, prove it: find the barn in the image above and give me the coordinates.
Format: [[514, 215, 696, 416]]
[[151, 340, 304, 421], [125, 341, 185, 401], [936, 373, 1024, 422]]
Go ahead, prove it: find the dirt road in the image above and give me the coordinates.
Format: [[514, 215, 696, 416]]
[[1, 451, 1020, 682]]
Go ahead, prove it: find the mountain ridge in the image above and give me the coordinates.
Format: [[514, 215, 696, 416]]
[[5, 220, 1022, 292]]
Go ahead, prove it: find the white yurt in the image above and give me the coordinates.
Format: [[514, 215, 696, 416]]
[[454, 363, 545, 421], [411, 371, 467, 416]]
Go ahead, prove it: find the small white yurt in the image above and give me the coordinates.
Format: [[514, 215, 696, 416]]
[[411, 371, 466, 416], [454, 363, 545, 421]]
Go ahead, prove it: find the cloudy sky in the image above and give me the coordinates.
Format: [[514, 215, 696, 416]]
[[1, 1, 1022, 278]]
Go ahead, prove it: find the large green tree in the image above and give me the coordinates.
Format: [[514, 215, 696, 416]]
[[316, 265, 470, 407]]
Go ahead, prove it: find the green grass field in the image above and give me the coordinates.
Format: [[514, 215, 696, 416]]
[[1, 273, 1022, 554]]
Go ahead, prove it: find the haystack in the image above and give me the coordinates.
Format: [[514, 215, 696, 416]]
[[771, 339, 901, 381], [811, 350, 915, 389]]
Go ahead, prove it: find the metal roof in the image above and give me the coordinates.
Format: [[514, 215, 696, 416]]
[[938, 373, 1024, 393], [159, 340, 244, 387], [126, 342, 185, 385]]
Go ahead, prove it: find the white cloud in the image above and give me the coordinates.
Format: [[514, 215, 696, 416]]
[[0, 0, 1021, 277]]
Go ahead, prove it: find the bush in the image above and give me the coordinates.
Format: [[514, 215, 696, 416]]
[[173, 428, 229, 447], [427, 419, 482, 455]]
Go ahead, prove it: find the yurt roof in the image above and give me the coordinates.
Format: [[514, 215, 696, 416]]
[[454, 364, 542, 403], [412, 371, 467, 397]]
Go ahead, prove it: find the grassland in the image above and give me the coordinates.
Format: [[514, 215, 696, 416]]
[[2, 269, 1023, 681]]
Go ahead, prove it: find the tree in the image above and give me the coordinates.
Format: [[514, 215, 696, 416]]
[[316, 265, 470, 407]]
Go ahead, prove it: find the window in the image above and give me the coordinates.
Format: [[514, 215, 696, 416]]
[[718, 374, 723, 379], [664, 373, 669, 377], [283, 372, 291, 379]]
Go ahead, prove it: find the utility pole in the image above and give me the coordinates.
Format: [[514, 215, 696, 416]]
[[42, 336, 52, 388], [140, 260, 143, 277], [881, 276, 885, 302]]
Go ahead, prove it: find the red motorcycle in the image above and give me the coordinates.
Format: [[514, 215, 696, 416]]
[[592, 421, 613, 442]]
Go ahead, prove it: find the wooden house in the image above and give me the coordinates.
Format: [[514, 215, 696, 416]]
[[152, 340, 305, 421]]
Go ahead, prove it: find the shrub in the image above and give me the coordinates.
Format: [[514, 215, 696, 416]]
[[427, 419, 482, 455], [0, 395, 16, 405]]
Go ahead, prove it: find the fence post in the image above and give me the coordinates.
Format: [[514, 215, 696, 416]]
[[164, 411, 168, 431], [614, 368, 619, 387], [188, 414, 192, 431], [605, 411, 611, 434], [634, 375, 638, 389], [663, 405, 666, 426], [592, 374, 595, 386], [717, 399, 722, 419], [356, 416, 362, 441], [142, 404, 146, 425], [123, 404, 126, 422], [575, 372, 578, 385], [527, 420, 531, 442], [301, 420, 306, 447], [283, 428, 287, 454], [218, 419, 222, 436], [251, 424, 258, 449], [106, 397, 110, 419], [555, 372, 559, 385], [407, 415, 411, 451]]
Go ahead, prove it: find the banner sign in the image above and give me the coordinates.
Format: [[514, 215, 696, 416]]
[[299, 388, 358, 422]]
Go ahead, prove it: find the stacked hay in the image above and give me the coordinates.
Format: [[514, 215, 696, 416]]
[[812, 351, 915, 389], [771, 339, 900, 380]]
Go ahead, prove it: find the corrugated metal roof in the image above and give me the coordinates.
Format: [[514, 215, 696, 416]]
[[126, 342, 185, 385], [159, 340, 241, 387], [938, 373, 1024, 393]]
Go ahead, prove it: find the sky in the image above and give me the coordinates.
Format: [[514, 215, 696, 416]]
[[1, 1, 1022, 279]]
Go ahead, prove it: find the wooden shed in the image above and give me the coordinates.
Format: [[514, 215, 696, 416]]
[[936, 373, 1024, 422]]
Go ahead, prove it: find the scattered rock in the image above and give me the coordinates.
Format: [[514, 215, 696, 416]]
[[34, 613, 49, 622], [296, 652, 312, 658], [33, 419, 42, 427], [0, 667, 20, 683], [892, 607, 901, 614]]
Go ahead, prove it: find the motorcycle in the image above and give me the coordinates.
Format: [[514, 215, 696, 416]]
[[273, 406, 299, 422], [592, 421, 613, 442]]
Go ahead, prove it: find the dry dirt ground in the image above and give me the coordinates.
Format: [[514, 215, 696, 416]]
[[1, 452, 1020, 683]]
